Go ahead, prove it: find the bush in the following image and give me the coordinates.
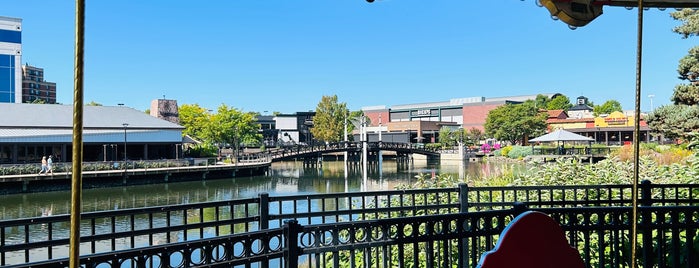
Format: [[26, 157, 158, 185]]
[[500, 145, 513, 157], [507, 146, 532, 159]]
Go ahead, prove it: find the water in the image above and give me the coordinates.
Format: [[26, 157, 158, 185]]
[[0, 159, 517, 220]]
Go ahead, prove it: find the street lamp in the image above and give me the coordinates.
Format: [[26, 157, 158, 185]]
[[648, 94, 655, 111], [123, 123, 129, 172]]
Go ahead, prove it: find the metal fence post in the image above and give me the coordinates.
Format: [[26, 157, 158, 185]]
[[458, 183, 469, 267], [640, 180, 653, 267], [283, 220, 300, 268], [259, 192, 269, 268], [259, 193, 269, 230], [458, 183, 469, 213]]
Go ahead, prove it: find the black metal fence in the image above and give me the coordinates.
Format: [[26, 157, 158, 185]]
[[2, 181, 698, 267]]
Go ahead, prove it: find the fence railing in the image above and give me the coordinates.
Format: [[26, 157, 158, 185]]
[[532, 147, 613, 156], [2, 181, 698, 267]]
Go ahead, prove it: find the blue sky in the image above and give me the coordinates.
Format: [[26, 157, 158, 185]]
[[4, 1, 694, 114]]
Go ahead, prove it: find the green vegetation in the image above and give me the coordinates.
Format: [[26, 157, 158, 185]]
[[310, 95, 349, 142], [484, 100, 547, 145], [178, 103, 261, 157], [593, 99, 623, 116], [647, 9, 699, 140]]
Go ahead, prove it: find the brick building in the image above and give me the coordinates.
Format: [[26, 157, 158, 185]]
[[362, 94, 559, 143]]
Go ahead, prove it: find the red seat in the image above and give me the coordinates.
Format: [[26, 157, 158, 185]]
[[478, 211, 585, 268]]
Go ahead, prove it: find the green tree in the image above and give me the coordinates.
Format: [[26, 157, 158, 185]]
[[647, 9, 699, 140], [438, 127, 455, 148], [178, 104, 209, 141], [534, 94, 550, 109], [311, 95, 349, 143], [546, 94, 573, 111], [86, 100, 102, 106], [485, 101, 547, 145], [466, 127, 484, 145], [593, 100, 623, 116], [203, 104, 262, 149]]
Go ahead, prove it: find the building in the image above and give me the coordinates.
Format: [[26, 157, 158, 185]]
[[21, 64, 56, 103], [0, 16, 22, 103], [256, 115, 278, 147], [150, 98, 179, 124], [362, 94, 559, 143], [275, 112, 315, 146], [0, 103, 185, 164], [546, 100, 651, 145]]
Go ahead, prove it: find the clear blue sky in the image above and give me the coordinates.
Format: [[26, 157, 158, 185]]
[[4, 1, 693, 114]]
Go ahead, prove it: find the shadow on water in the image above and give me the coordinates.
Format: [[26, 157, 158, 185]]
[[0, 160, 523, 219]]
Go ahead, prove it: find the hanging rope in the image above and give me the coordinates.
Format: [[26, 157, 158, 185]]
[[631, 0, 644, 267], [69, 0, 85, 267]]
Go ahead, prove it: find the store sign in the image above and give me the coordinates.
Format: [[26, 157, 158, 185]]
[[604, 117, 627, 125], [413, 109, 433, 117]]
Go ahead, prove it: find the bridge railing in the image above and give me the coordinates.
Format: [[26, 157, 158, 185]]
[[2, 181, 698, 266]]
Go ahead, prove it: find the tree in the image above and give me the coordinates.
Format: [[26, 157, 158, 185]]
[[647, 9, 699, 140], [86, 101, 102, 106], [178, 104, 209, 141], [438, 127, 456, 148], [311, 95, 349, 143], [484, 101, 547, 145], [465, 127, 484, 145], [546, 95, 573, 111], [534, 94, 550, 109], [593, 100, 623, 116], [203, 104, 262, 149]]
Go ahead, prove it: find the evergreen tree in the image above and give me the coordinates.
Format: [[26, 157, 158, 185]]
[[647, 9, 699, 140]]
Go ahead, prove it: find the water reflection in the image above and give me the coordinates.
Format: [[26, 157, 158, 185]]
[[0, 160, 520, 220]]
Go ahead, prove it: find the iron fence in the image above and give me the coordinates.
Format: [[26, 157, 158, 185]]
[[1, 181, 698, 267]]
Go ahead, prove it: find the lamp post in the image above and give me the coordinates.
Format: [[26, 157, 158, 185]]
[[122, 123, 129, 172]]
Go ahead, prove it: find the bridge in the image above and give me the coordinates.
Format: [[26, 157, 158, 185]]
[[239, 141, 441, 162]]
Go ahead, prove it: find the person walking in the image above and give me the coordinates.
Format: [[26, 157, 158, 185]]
[[38, 156, 48, 175], [47, 155, 54, 175]]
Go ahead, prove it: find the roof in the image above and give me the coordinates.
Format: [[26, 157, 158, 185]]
[[0, 103, 183, 129], [569, 104, 593, 111], [529, 129, 594, 142], [547, 109, 567, 119]]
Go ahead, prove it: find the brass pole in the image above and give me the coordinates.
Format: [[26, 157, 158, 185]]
[[69, 0, 85, 267], [631, 0, 644, 267]]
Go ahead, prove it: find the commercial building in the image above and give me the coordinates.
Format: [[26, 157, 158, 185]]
[[0, 16, 22, 103], [0, 103, 185, 164], [275, 112, 315, 146], [362, 94, 558, 143], [22, 64, 56, 103], [546, 96, 651, 145]]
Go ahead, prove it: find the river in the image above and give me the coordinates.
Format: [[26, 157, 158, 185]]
[[0, 159, 517, 220]]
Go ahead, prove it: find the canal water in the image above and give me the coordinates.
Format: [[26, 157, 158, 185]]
[[0, 160, 516, 220]]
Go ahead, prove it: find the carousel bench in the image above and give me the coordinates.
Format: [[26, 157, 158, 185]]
[[477, 211, 586, 268]]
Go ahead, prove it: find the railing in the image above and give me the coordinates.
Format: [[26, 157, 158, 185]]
[[2, 181, 698, 267], [265, 141, 440, 161], [532, 147, 613, 156]]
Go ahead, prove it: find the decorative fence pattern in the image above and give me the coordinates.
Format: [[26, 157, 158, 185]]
[[2, 181, 698, 267]]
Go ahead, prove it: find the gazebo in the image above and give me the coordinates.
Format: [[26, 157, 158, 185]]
[[529, 129, 594, 155]]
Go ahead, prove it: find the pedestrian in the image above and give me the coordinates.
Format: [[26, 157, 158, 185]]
[[47, 155, 54, 175], [38, 156, 48, 175]]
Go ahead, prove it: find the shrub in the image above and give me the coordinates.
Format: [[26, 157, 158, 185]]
[[506, 146, 532, 159], [500, 145, 513, 157]]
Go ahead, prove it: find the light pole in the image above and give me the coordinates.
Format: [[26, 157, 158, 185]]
[[648, 94, 655, 111], [122, 123, 129, 172]]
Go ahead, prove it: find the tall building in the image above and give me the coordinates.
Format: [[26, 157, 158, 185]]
[[22, 64, 56, 103], [0, 16, 22, 103]]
